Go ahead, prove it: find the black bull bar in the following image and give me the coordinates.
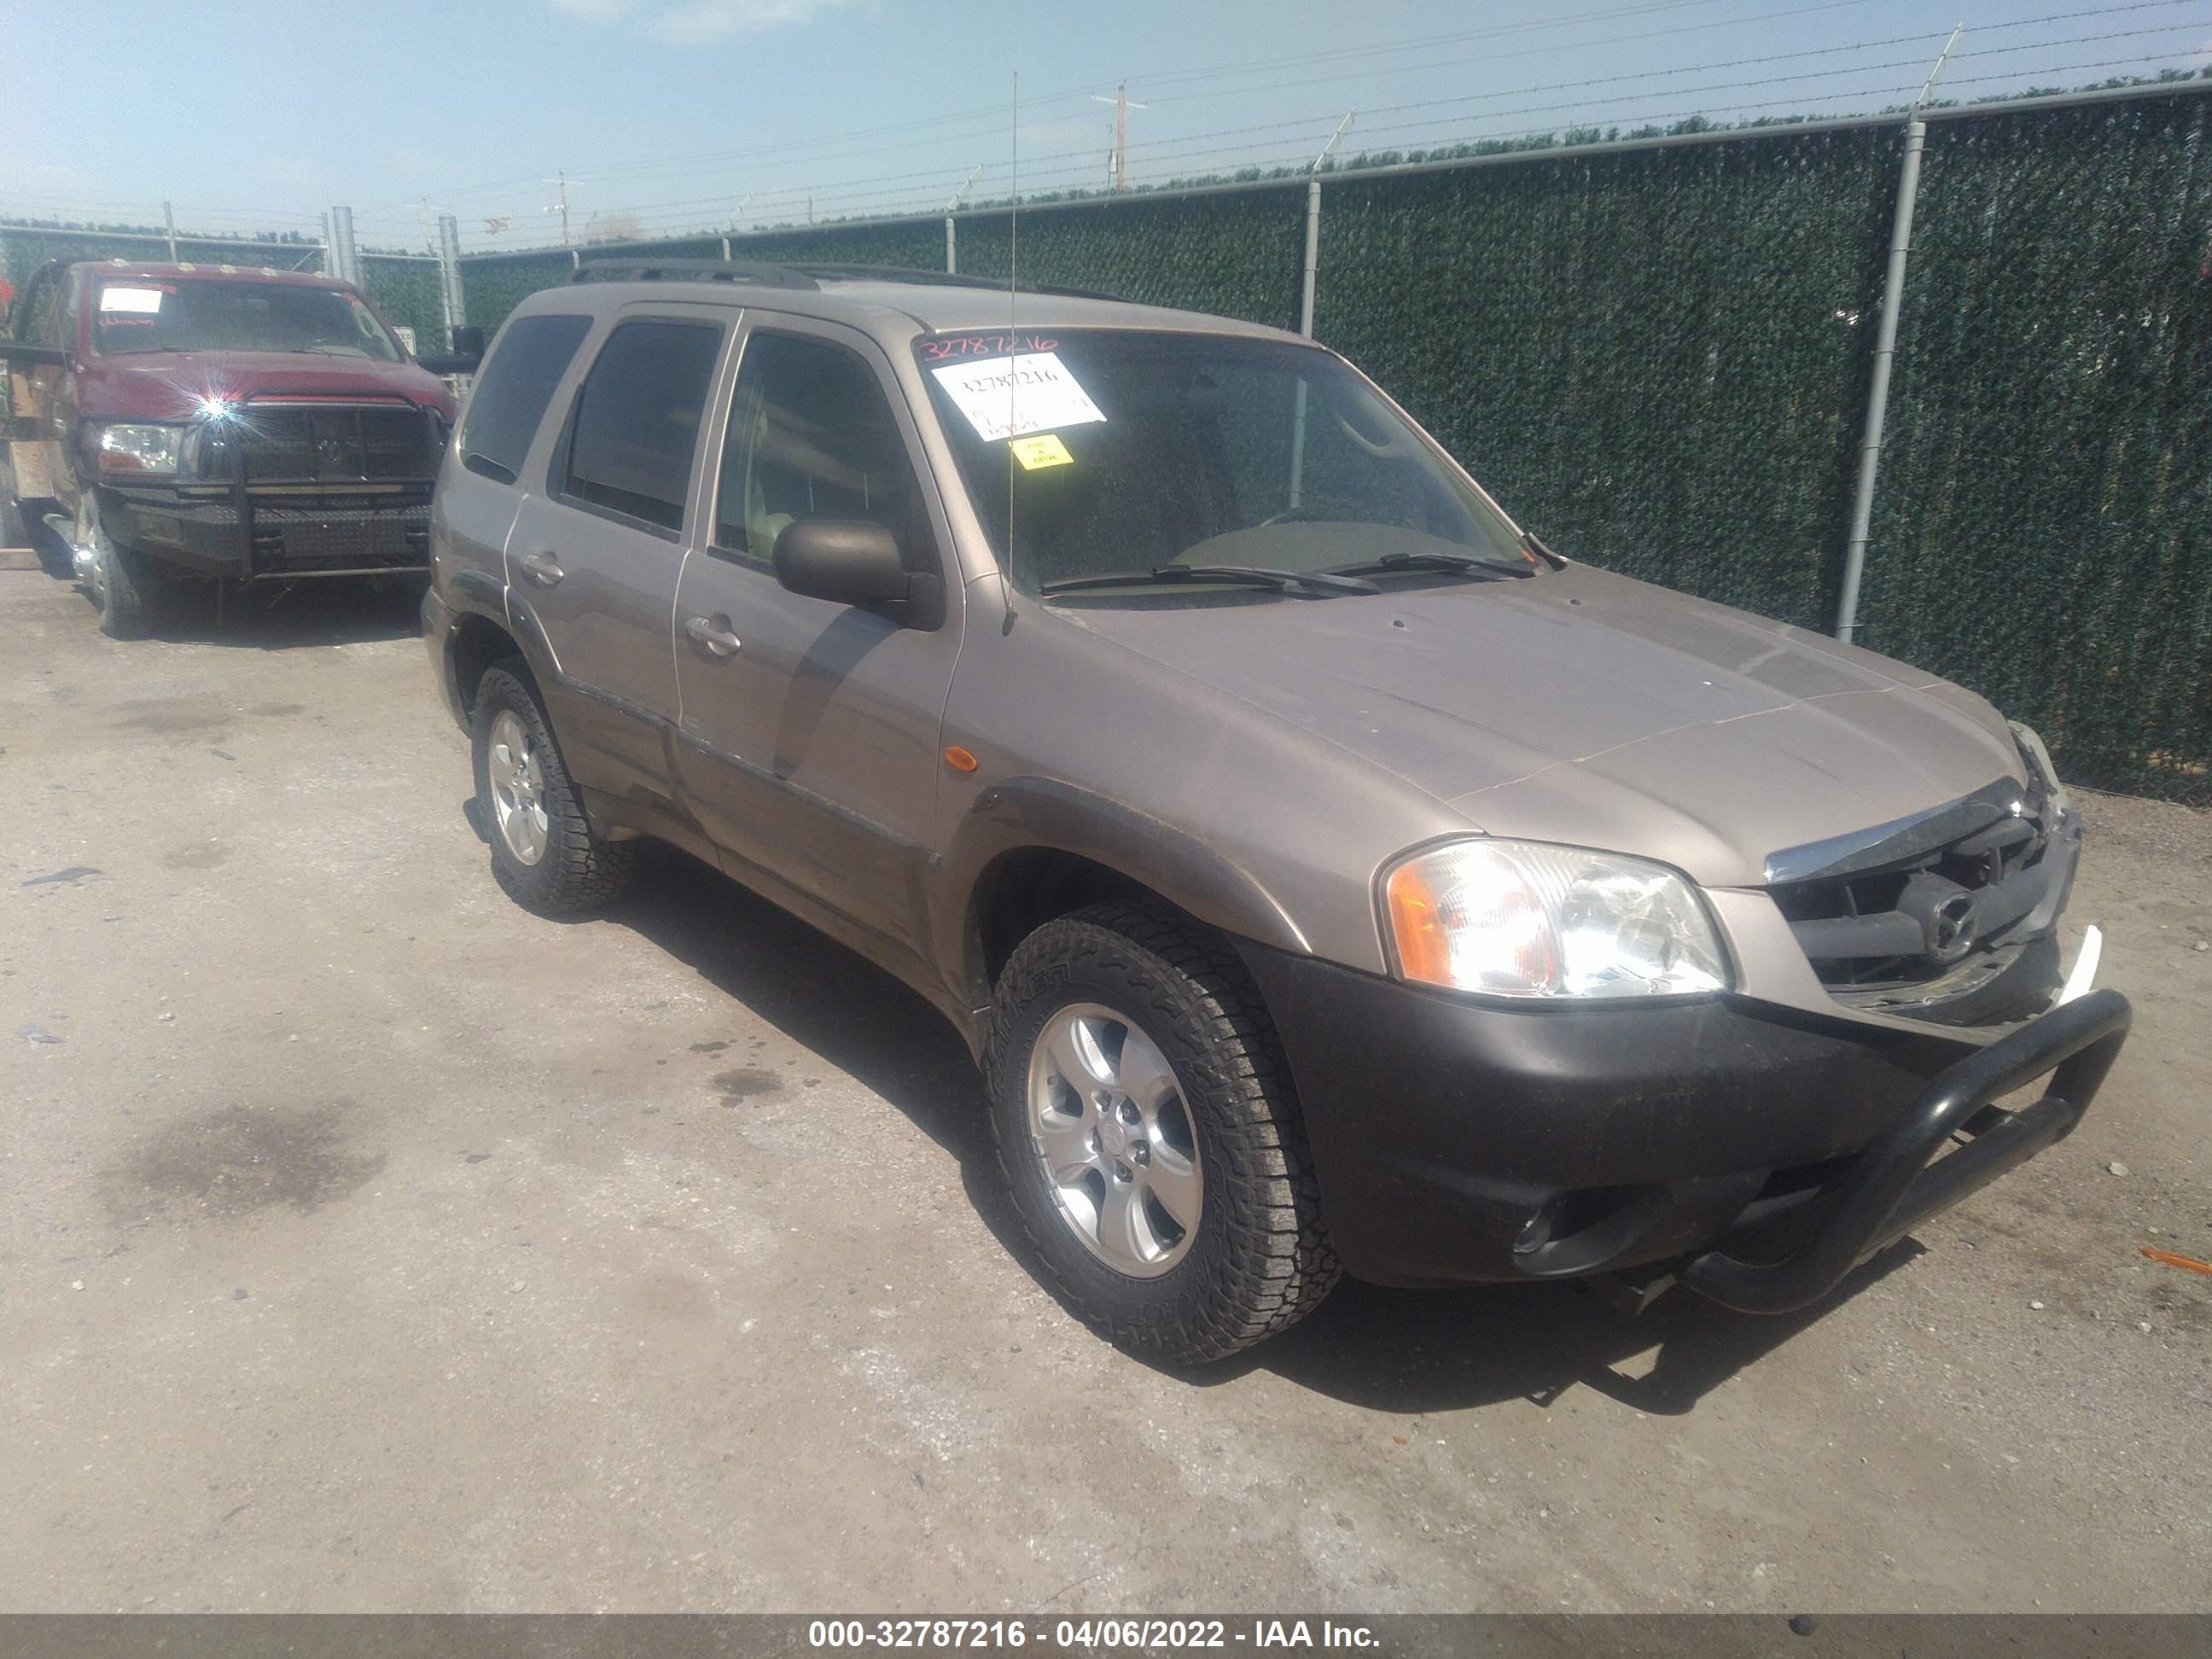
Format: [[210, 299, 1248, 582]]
[[1677, 987, 2132, 1314]]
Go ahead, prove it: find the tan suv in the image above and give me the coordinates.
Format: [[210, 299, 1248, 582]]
[[422, 260, 2129, 1365]]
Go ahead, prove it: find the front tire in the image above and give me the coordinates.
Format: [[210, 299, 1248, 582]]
[[985, 903, 1340, 1365], [79, 493, 160, 640], [470, 661, 635, 915]]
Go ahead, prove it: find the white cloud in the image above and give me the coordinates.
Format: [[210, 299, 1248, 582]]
[[543, 0, 851, 40]]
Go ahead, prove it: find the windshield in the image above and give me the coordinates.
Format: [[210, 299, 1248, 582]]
[[914, 329, 1525, 598], [93, 278, 405, 361]]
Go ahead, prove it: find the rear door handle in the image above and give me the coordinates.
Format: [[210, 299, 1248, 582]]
[[684, 615, 741, 657], [517, 550, 564, 585]]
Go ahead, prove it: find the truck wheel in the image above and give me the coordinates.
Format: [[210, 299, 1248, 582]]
[[79, 495, 161, 640], [985, 903, 1340, 1365], [470, 661, 635, 916]]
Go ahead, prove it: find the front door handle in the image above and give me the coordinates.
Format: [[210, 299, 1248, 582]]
[[517, 550, 564, 586], [684, 614, 741, 657]]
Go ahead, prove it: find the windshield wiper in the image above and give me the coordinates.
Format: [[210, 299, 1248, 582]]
[[1322, 549, 1534, 580], [1041, 563, 1382, 597]]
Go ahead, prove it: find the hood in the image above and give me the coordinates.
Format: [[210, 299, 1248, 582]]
[[78, 350, 457, 421], [1057, 562, 2024, 888]]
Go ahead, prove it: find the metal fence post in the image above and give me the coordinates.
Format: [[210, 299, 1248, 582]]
[[1833, 119, 1928, 644], [946, 215, 958, 274], [1298, 178, 1322, 338], [329, 207, 360, 288], [436, 213, 466, 344], [162, 201, 178, 262], [1835, 30, 1955, 643]]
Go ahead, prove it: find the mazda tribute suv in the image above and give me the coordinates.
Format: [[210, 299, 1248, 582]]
[[422, 260, 2129, 1365]]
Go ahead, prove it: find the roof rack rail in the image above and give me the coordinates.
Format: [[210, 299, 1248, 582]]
[[569, 257, 1123, 304], [783, 263, 1126, 303], [571, 259, 818, 289]]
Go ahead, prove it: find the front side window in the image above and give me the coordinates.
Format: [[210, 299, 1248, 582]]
[[914, 329, 1526, 600], [714, 330, 928, 568], [458, 313, 593, 485], [562, 319, 723, 533], [92, 278, 405, 360]]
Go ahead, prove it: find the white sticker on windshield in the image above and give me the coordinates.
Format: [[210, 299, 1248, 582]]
[[929, 351, 1105, 444], [99, 286, 166, 314]]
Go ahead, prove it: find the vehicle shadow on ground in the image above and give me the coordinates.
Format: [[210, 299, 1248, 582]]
[[19, 519, 425, 648], [154, 575, 427, 650], [544, 836, 1918, 1418]]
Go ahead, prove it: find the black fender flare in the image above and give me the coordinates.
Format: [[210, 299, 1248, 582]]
[[936, 775, 1313, 1010]]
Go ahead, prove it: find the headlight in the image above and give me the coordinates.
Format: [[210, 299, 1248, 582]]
[[95, 423, 185, 476], [1382, 838, 1730, 1000]]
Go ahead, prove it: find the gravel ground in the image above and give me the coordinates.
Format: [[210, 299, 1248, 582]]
[[1, 565, 2205, 1615]]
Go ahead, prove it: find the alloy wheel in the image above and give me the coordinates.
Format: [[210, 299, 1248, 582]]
[[486, 709, 550, 865], [1026, 1003, 1203, 1278]]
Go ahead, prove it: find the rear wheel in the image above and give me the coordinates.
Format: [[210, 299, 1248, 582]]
[[470, 661, 635, 915], [985, 903, 1340, 1365]]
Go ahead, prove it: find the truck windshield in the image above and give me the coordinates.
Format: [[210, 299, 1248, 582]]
[[93, 278, 405, 361], [913, 329, 1526, 598]]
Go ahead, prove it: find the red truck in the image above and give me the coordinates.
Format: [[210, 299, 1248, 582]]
[[1, 260, 460, 637]]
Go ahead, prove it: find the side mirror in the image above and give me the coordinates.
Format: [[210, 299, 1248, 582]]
[[772, 519, 943, 629], [416, 325, 485, 376], [0, 341, 67, 369]]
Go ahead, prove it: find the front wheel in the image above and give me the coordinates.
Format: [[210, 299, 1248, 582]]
[[470, 661, 636, 915], [985, 903, 1341, 1365], [79, 493, 161, 640]]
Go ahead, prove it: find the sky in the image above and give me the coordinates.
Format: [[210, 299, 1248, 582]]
[[3, 0, 2208, 253]]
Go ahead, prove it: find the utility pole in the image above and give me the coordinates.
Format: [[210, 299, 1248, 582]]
[[162, 201, 178, 262], [1091, 83, 1149, 192]]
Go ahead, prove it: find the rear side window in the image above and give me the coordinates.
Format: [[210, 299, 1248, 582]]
[[562, 319, 723, 532], [457, 313, 592, 485]]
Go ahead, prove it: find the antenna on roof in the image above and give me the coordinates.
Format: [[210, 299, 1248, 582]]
[[1003, 69, 1021, 629]]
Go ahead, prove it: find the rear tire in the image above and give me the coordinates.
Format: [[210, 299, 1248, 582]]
[[984, 903, 1340, 1365], [470, 660, 635, 916]]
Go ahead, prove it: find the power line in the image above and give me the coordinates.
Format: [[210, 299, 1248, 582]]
[[381, 0, 1851, 207], [589, 47, 2211, 237], [580, 27, 2212, 234]]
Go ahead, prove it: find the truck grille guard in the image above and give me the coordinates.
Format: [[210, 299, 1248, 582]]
[[1667, 985, 2132, 1314]]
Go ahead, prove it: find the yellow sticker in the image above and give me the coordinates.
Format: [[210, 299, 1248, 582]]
[[1010, 433, 1074, 470]]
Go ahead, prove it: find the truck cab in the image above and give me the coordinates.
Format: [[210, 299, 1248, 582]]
[[1, 259, 458, 637]]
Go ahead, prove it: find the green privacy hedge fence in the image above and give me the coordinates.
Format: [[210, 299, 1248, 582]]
[[1862, 93, 2212, 803]]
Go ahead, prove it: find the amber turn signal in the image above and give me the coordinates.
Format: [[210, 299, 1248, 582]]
[[943, 746, 980, 773]]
